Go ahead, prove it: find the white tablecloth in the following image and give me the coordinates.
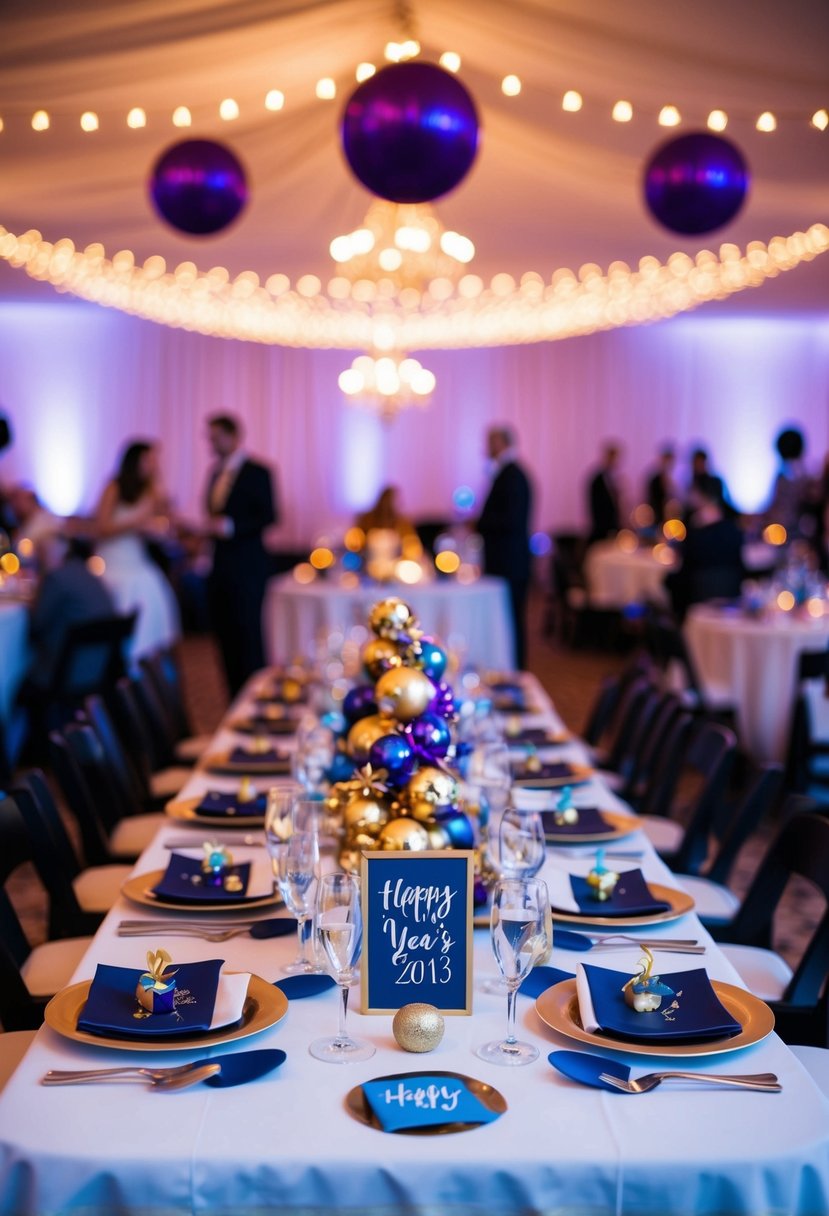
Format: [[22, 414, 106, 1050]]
[[265, 573, 515, 670], [1, 675, 829, 1216], [685, 604, 829, 762], [584, 542, 675, 609]]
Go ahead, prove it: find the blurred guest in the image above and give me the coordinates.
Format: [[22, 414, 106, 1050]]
[[665, 485, 745, 619], [587, 442, 622, 543], [94, 440, 180, 661], [7, 485, 60, 549], [686, 447, 732, 516], [764, 426, 813, 538], [204, 414, 277, 696], [645, 445, 678, 525], [356, 486, 416, 542], [476, 425, 532, 669]]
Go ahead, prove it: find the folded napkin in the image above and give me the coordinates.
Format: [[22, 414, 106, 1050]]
[[513, 761, 578, 783], [518, 965, 574, 998], [274, 974, 337, 1000], [196, 791, 267, 819], [576, 962, 742, 1043], [362, 1075, 501, 1133], [78, 960, 250, 1038], [506, 728, 565, 747], [152, 853, 274, 903], [541, 807, 613, 837], [227, 746, 291, 771], [235, 718, 297, 736], [547, 868, 670, 918]]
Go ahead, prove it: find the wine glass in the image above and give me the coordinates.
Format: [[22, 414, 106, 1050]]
[[309, 873, 375, 1064], [293, 715, 335, 795], [497, 809, 546, 879], [477, 878, 549, 1066], [274, 831, 324, 975], [264, 784, 301, 874]]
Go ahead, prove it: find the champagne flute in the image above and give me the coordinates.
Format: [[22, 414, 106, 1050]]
[[264, 784, 301, 875], [497, 809, 546, 879], [309, 874, 375, 1064], [293, 715, 335, 795], [477, 878, 549, 1066], [275, 831, 324, 975]]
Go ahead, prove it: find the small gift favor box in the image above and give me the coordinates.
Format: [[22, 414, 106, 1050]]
[[135, 949, 178, 1015]]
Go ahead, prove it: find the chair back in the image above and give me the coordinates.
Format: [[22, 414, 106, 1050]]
[[48, 611, 137, 703], [704, 762, 783, 887], [0, 794, 47, 1029], [637, 711, 695, 818], [140, 649, 192, 742], [622, 691, 684, 806], [130, 667, 179, 768], [110, 677, 163, 779], [785, 649, 829, 793], [48, 729, 114, 867], [82, 694, 148, 812], [602, 678, 654, 774], [665, 721, 737, 875]]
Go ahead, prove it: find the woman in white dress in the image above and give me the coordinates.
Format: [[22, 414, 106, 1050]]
[[94, 440, 180, 662]]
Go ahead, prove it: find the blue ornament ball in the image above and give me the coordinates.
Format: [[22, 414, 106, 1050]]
[[418, 637, 448, 682], [343, 684, 379, 724], [149, 139, 248, 235], [407, 712, 452, 761], [327, 750, 356, 784], [435, 809, 475, 850], [643, 132, 749, 236], [341, 62, 480, 203], [368, 733, 416, 783]]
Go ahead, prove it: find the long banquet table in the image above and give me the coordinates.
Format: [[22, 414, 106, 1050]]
[[1, 674, 829, 1216]]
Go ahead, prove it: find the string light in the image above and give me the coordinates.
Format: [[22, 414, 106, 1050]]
[[315, 78, 336, 100], [439, 52, 461, 72], [355, 63, 376, 82], [562, 91, 583, 112], [658, 105, 681, 126], [264, 90, 285, 111], [80, 111, 99, 132], [811, 108, 829, 131], [126, 107, 146, 128], [707, 109, 728, 131], [31, 110, 50, 131], [172, 106, 191, 127], [501, 75, 521, 97], [1, 221, 825, 350], [612, 100, 633, 123], [219, 98, 240, 120], [756, 111, 777, 132]]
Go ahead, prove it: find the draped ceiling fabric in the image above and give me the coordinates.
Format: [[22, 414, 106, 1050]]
[[0, 0, 827, 545]]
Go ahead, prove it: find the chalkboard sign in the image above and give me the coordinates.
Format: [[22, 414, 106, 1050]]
[[360, 850, 474, 1015]]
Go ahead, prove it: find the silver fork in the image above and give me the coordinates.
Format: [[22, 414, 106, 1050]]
[[599, 1071, 781, 1094], [582, 934, 704, 953], [42, 1062, 221, 1088], [117, 925, 250, 942]]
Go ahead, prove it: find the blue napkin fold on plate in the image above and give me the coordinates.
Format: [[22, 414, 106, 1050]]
[[507, 728, 562, 746], [78, 959, 223, 1037], [514, 761, 576, 781], [582, 963, 742, 1042], [518, 966, 574, 997], [228, 746, 290, 768], [153, 853, 252, 903], [361, 1075, 501, 1133], [567, 870, 670, 918], [196, 791, 267, 819], [237, 718, 297, 736], [273, 974, 337, 1000], [541, 808, 612, 837]]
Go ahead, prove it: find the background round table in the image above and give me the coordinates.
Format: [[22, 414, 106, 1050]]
[[265, 573, 515, 670], [684, 603, 829, 761], [584, 540, 675, 608]]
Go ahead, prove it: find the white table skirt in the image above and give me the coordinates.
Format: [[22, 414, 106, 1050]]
[[2, 676, 829, 1216], [685, 604, 829, 762], [265, 573, 515, 671], [584, 542, 675, 609]]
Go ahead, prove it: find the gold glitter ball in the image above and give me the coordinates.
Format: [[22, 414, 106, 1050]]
[[392, 1003, 445, 1053]]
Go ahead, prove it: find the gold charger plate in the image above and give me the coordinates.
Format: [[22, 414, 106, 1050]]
[[345, 1070, 507, 1135], [165, 795, 266, 828], [513, 762, 594, 788], [550, 882, 694, 927], [230, 717, 298, 736], [204, 750, 293, 776], [535, 978, 775, 1057], [121, 869, 281, 912], [544, 810, 644, 845], [44, 974, 287, 1053]]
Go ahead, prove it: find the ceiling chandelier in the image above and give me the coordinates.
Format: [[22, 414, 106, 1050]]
[[338, 352, 436, 421]]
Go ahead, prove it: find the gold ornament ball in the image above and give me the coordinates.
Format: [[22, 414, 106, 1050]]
[[375, 667, 436, 723], [338, 847, 362, 874], [425, 822, 452, 850], [369, 597, 418, 641], [361, 637, 403, 681], [347, 713, 396, 764], [392, 1003, 445, 1053], [404, 766, 459, 814], [377, 817, 431, 852], [343, 794, 390, 838]]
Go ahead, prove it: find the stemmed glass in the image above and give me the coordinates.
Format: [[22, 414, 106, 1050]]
[[293, 715, 335, 795], [264, 784, 301, 873], [477, 878, 549, 1066], [497, 809, 546, 879], [309, 873, 375, 1064], [274, 831, 324, 975]]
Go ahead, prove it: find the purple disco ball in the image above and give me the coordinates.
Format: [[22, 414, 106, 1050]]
[[149, 139, 248, 235], [341, 61, 480, 203], [643, 132, 749, 236]]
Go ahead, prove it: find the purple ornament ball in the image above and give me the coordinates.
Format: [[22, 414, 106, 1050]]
[[368, 733, 416, 783], [343, 684, 379, 724], [435, 809, 475, 850], [407, 712, 452, 761], [341, 62, 480, 203], [643, 132, 749, 236], [418, 637, 448, 682], [150, 139, 248, 236], [430, 679, 457, 721]]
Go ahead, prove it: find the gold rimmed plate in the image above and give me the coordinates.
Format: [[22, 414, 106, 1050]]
[[544, 810, 643, 845], [550, 883, 694, 928], [230, 717, 298, 736], [345, 1071, 507, 1134], [512, 762, 594, 789], [121, 870, 281, 912], [44, 974, 287, 1052], [165, 796, 266, 829], [204, 750, 293, 777], [535, 979, 774, 1058]]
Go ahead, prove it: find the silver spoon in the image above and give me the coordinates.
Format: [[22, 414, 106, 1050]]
[[42, 1062, 221, 1088]]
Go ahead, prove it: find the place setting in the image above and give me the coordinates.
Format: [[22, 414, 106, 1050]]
[[544, 849, 695, 928], [166, 779, 270, 827], [120, 839, 281, 912], [515, 784, 644, 844], [202, 742, 293, 777]]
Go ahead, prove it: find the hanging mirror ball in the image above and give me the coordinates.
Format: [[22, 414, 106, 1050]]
[[149, 139, 248, 235], [643, 132, 749, 236], [341, 61, 480, 203]]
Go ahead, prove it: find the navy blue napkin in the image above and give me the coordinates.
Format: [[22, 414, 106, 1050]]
[[226, 746, 292, 772], [273, 974, 337, 1000], [196, 791, 267, 819], [514, 761, 578, 783], [582, 963, 742, 1042], [362, 1075, 501, 1133], [566, 870, 670, 918], [203, 1048, 287, 1087], [518, 966, 574, 998], [541, 808, 613, 837], [78, 959, 223, 1038], [235, 718, 297, 736], [548, 1050, 631, 1092], [507, 728, 564, 746], [152, 853, 253, 904]]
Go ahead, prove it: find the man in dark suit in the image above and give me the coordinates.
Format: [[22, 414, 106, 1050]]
[[476, 425, 533, 670], [204, 414, 277, 696], [587, 442, 622, 543]]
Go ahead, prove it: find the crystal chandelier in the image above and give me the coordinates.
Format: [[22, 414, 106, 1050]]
[[338, 352, 436, 422]]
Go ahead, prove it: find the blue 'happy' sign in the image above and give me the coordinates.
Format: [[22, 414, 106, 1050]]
[[360, 850, 474, 1015]]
